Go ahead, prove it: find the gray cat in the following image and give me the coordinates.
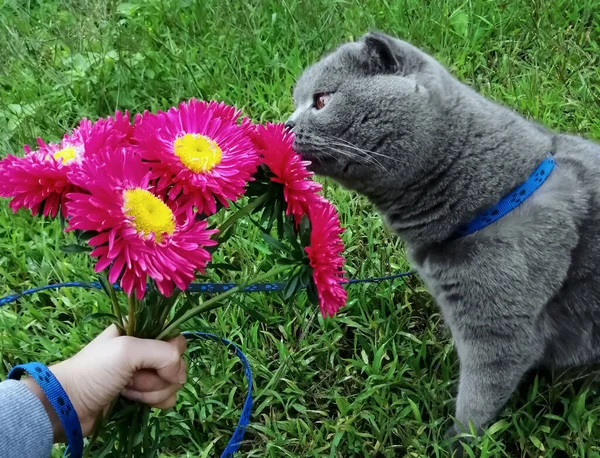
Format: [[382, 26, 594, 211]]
[[288, 31, 600, 448]]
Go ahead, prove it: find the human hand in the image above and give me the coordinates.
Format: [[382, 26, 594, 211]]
[[23, 325, 187, 442]]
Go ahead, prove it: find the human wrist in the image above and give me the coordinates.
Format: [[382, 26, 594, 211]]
[[22, 376, 66, 443]]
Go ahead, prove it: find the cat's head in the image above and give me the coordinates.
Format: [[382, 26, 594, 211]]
[[288, 32, 449, 195]]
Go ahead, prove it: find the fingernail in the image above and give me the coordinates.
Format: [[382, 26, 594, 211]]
[[178, 375, 186, 384]]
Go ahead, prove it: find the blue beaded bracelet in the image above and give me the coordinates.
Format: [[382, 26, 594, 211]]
[[8, 362, 83, 458]]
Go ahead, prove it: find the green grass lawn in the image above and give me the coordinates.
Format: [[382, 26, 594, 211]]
[[1, 0, 600, 456]]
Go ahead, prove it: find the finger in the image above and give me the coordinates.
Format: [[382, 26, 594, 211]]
[[156, 337, 187, 385], [149, 394, 177, 410], [156, 356, 186, 385], [92, 324, 120, 344], [127, 370, 171, 392], [168, 334, 187, 356], [121, 382, 181, 406], [174, 358, 187, 386], [119, 337, 187, 384]]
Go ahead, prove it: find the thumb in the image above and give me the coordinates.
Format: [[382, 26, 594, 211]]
[[91, 324, 121, 344], [120, 335, 187, 384]]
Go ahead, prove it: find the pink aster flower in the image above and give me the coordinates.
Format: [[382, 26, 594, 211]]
[[0, 112, 132, 218], [66, 147, 217, 299], [251, 123, 322, 224], [133, 98, 259, 217], [305, 199, 347, 317]]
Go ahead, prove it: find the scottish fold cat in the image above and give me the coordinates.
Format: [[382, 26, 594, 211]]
[[288, 31, 600, 446]]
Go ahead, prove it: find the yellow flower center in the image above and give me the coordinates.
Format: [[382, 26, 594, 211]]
[[53, 146, 77, 164], [173, 133, 222, 173], [123, 188, 176, 242]]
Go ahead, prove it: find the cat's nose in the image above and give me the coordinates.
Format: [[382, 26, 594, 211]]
[[284, 119, 296, 130]]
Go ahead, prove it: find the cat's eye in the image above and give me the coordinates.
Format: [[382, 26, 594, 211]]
[[313, 93, 330, 110]]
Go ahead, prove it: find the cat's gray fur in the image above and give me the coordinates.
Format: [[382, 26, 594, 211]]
[[288, 31, 600, 441]]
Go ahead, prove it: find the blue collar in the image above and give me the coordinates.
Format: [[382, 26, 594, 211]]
[[452, 156, 556, 239]]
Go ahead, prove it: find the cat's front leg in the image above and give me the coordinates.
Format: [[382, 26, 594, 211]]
[[446, 332, 541, 453]]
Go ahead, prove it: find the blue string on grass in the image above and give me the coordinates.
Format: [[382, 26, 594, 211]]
[[183, 332, 253, 458], [0, 270, 415, 457], [0, 271, 416, 307]]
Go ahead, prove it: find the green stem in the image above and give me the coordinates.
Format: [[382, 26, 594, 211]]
[[157, 264, 290, 340], [218, 193, 268, 240], [127, 295, 138, 336], [100, 271, 124, 331], [127, 419, 135, 458], [125, 403, 142, 458], [157, 297, 174, 331], [82, 396, 120, 458]]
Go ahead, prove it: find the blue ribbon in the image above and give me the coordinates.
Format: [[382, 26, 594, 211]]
[[8, 362, 84, 458], [452, 156, 555, 239], [0, 271, 415, 307], [184, 332, 253, 457]]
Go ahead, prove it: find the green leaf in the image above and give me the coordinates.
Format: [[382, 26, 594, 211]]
[[36, 200, 46, 217], [407, 397, 421, 422], [335, 396, 350, 416], [82, 312, 119, 323], [283, 217, 295, 239], [93, 436, 116, 458], [306, 280, 319, 305], [329, 431, 344, 458], [574, 390, 588, 417], [290, 243, 307, 261], [567, 389, 588, 431], [276, 206, 284, 240], [283, 271, 300, 300], [486, 419, 509, 437], [60, 244, 92, 254], [266, 197, 282, 233], [147, 420, 161, 458], [449, 9, 469, 38], [117, 3, 140, 15], [292, 403, 307, 414], [261, 232, 288, 253], [530, 435, 545, 451], [77, 230, 97, 241], [97, 274, 112, 297], [231, 297, 269, 324], [275, 257, 298, 266], [299, 266, 312, 287], [214, 227, 233, 245], [165, 293, 198, 331], [261, 202, 274, 228], [299, 214, 312, 247], [206, 262, 241, 272]]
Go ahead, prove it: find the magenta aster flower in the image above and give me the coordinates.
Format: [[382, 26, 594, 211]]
[[133, 98, 259, 217], [0, 112, 132, 218], [66, 147, 217, 299], [305, 199, 347, 317], [251, 123, 322, 224]]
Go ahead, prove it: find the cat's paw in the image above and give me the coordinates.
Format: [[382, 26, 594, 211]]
[[444, 424, 459, 440], [445, 424, 474, 458]]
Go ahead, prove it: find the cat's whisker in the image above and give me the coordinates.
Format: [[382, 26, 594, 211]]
[[309, 146, 346, 166], [324, 135, 398, 162], [325, 143, 387, 170], [298, 133, 387, 170], [306, 131, 394, 164], [320, 139, 388, 170]]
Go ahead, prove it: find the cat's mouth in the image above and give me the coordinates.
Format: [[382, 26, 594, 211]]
[[298, 152, 336, 174], [292, 136, 350, 177], [302, 153, 332, 166]]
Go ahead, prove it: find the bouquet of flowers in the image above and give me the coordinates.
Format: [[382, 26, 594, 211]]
[[0, 99, 347, 456]]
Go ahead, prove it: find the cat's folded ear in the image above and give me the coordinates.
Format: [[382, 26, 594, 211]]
[[359, 31, 404, 75]]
